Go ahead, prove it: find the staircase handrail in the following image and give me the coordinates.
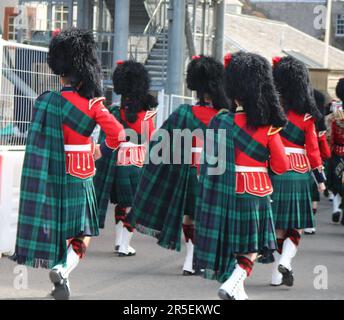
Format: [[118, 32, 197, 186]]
[[143, 0, 166, 35]]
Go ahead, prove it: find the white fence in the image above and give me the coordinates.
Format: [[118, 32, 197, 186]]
[[0, 38, 60, 149], [156, 92, 195, 128]]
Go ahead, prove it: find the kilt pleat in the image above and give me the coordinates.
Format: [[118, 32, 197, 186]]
[[311, 178, 320, 202], [230, 194, 276, 254], [271, 171, 314, 230], [110, 165, 141, 207], [64, 175, 99, 238]]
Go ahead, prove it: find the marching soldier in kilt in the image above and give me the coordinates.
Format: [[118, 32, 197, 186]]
[[94, 60, 158, 257], [304, 90, 331, 235], [127, 55, 231, 276], [195, 52, 288, 300], [270, 56, 326, 287], [329, 78, 344, 224], [14, 28, 125, 300]]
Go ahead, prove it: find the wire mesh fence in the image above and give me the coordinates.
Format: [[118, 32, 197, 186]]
[[0, 39, 60, 149]]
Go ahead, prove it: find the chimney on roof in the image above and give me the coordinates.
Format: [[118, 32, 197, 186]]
[[225, 0, 243, 15]]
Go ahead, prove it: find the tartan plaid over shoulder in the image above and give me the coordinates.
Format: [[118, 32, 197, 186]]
[[194, 111, 237, 283], [15, 91, 97, 269], [127, 104, 207, 251], [280, 121, 305, 146]]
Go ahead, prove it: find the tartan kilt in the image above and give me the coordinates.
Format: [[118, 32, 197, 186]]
[[64, 175, 99, 239], [328, 155, 344, 196], [184, 167, 199, 219], [311, 178, 320, 202], [270, 171, 314, 230], [230, 193, 277, 254], [110, 165, 141, 207]]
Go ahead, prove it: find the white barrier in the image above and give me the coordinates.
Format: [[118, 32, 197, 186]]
[[0, 150, 24, 257]]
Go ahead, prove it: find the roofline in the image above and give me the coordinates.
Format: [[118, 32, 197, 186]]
[[225, 13, 344, 57]]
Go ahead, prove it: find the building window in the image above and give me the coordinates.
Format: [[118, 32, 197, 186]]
[[3, 7, 18, 41], [336, 14, 344, 37], [53, 5, 69, 30], [8, 16, 17, 41]]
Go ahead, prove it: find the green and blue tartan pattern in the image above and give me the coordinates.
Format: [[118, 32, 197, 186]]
[[232, 124, 269, 162], [271, 171, 314, 230], [64, 175, 99, 238], [94, 106, 147, 228], [280, 120, 305, 146], [15, 91, 97, 269], [194, 111, 237, 283], [127, 104, 207, 251], [110, 165, 141, 208], [231, 194, 276, 253]]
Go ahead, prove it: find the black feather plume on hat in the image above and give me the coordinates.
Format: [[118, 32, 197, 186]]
[[225, 51, 286, 128], [48, 27, 102, 99], [186, 55, 231, 111], [273, 56, 321, 120]]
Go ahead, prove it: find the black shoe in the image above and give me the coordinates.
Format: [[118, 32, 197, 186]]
[[183, 270, 195, 276], [257, 252, 274, 264], [118, 252, 136, 257], [218, 289, 235, 300], [278, 265, 294, 287], [332, 212, 341, 223], [49, 269, 63, 285], [51, 279, 70, 300]]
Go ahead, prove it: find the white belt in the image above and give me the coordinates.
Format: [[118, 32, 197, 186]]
[[191, 147, 203, 153], [235, 166, 268, 173], [285, 147, 305, 155], [64, 144, 92, 152], [120, 142, 144, 148]]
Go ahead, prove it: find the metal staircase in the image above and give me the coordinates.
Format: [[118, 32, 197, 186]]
[[145, 30, 168, 90], [142, 0, 169, 91]]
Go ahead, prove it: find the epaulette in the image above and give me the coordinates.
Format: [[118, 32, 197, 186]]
[[267, 126, 283, 136], [304, 113, 313, 121], [89, 97, 106, 110], [144, 110, 158, 121]]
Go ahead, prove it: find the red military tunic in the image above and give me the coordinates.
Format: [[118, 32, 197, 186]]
[[234, 109, 289, 197], [281, 111, 323, 173], [61, 88, 125, 179], [317, 131, 331, 161], [331, 113, 344, 157], [117, 108, 157, 167]]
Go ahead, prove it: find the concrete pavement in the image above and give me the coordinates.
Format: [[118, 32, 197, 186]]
[[0, 198, 343, 300]]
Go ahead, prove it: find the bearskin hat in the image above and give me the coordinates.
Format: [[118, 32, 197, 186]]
[[224, 51, 286, 128], [313, 89, 327, 132], [186, 55, 231, 110], [272, 56, 321, 120], [112, 60, 158, 123], [48, 28, 102, 99], [336, 78, 344, 102]]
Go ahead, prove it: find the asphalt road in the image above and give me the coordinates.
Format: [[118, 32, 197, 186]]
[[0, 197, 343, 300]]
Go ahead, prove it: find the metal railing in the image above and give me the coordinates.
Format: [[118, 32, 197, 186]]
[[130, 0, 169, 73], [0, 38, 60, 148]]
